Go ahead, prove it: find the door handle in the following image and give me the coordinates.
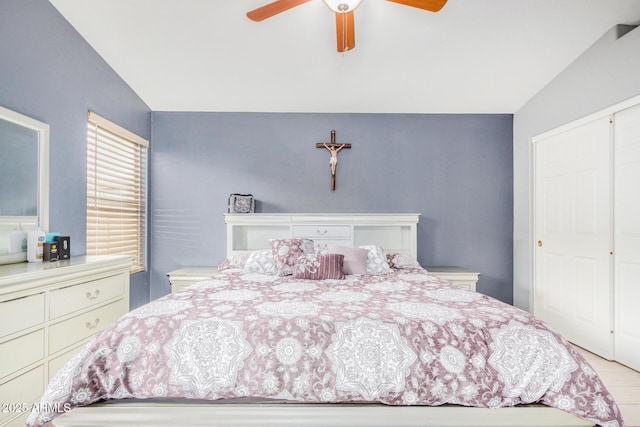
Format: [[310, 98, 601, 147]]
[[537, 240, 542, 247]]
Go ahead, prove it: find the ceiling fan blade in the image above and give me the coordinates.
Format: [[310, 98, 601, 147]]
[[385, 0, 447, 12], [335, 11, 355, 52], [247, 0, 311, 22]]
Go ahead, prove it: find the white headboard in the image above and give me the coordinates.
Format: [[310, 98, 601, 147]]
[[224, 213, 420, 258]]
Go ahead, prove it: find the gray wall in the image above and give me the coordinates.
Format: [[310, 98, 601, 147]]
[[151, 112, 514, 302], [1, 1, 514, 308], [0, 0, 152, 308], [513, 25, 640, 311]]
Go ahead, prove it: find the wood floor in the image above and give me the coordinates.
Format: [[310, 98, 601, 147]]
[[573, 345, 640, 427]]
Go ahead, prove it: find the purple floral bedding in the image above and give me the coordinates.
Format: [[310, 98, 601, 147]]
[[27, 268, 623, 426]]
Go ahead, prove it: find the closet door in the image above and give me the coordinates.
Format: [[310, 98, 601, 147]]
[[613, 104, 640, 371], [534, 116, 612, 358]]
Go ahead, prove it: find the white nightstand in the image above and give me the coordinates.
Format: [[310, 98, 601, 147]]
[[167, 267, 218, 293], [425, 266, 480, 291]]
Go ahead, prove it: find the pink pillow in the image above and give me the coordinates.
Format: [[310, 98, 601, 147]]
[[270, 238, 315, 276], [293, 253, 345, 280], [326, 245, 368, 275]]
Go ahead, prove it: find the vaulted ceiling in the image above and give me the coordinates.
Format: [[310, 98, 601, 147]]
[[49, 0, 640, 113]]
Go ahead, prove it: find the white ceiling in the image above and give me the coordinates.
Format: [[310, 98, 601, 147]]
[[49, 0, 640, 113]]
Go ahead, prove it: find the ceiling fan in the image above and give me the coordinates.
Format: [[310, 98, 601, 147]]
[[247, 0, 447, 53]]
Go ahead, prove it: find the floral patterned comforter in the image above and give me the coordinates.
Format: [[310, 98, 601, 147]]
[[28, 268, 623, 426]]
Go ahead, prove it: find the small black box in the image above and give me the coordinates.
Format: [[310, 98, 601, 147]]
[[43, 242, 60, 262], [55, 236, 70, 260]]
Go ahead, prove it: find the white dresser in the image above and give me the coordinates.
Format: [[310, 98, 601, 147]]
[[0, 255, 131, 427]]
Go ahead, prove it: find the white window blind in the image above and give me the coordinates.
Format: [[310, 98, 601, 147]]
[[87, 112, 148, 273]]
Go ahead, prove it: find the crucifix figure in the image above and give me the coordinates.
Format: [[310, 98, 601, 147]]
[[316, 130, 351, 190]]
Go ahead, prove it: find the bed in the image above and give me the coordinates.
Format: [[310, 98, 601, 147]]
[[27, 214, 623, 427]]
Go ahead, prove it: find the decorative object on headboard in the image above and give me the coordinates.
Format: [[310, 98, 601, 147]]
[[316, 130, 351, 190], [228, 194, 255, 213]]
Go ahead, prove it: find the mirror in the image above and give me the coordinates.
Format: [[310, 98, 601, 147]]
[[0, 105, 49, 265]]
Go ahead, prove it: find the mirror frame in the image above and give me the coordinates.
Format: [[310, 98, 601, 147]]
[[0, 105, 49, 264]]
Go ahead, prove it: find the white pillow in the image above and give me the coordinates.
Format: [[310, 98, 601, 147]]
[[359, 245, 393, 275], [218, 253, 251, 271], [243, 250, 276, 275], [386, 252, 421, 269]]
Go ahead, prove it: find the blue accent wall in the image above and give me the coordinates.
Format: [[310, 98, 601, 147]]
[[1, 1, 514, 307], [151, 112, 514, 303], [0, 0, 152, 308]]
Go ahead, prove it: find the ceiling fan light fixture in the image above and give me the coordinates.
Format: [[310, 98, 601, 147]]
[[323, 0, 363, 13], [247, 0, 447, 53]]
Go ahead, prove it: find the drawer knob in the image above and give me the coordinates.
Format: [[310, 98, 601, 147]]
[[316, 229, 328, 235], [85, 318, 101, 330], [86, 290, 101, 300]]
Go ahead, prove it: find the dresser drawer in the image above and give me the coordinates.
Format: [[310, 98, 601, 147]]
[[49, 273, 126, 320], [0, 293, 44, 338], [0, 365, 44, 425], [0, 329, 45, 378], [313, 239, 354, 251], [3, 410, 31, 427], [293, 225, 351, 239], [49, 299, 126, 354], [49, 343, 87, 382]]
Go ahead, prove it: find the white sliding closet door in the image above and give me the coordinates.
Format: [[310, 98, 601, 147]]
[[613, 104, 640, 372], [534, 117, 612, 358]]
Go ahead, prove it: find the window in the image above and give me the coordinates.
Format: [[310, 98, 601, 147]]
[[86, 112, 147, 273]]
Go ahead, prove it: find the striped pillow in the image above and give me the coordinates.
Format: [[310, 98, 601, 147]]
[[293, 253, 345, 280]]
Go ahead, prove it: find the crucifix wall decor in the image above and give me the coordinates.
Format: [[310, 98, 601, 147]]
[[316, 130, 351, 190]]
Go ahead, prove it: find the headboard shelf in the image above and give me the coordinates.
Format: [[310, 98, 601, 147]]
[[224, 213, 420, 258]]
